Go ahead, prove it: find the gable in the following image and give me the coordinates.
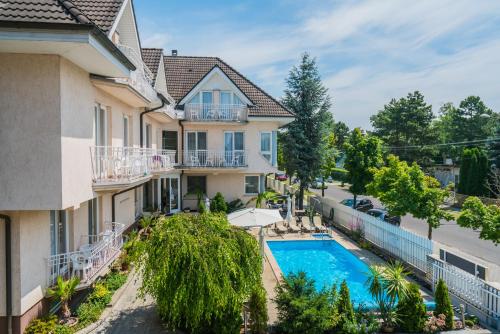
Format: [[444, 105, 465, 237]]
[[109, 0, 141, 56], [164, 56, 294, 118], [179, 66, 252, 106]]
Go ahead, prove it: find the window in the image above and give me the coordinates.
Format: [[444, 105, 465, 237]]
[[220, 91, 232, 105], [50, 210, 67, 255], [186, 131, 207, 151], [88, 197, 99, 240], [225, 131, 244, 164], [145, 123, 152, 148], [245, 176, 260, 194], [260, 132, 272, 162], [202, 91, 213, 104], [187, 176, 207, 194], [123, 115, 129, 147], [94, 103, 107, 146]]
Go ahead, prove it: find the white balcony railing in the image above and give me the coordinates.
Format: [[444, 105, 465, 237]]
[[116, 44, 157, 102], [181, 150, 247, 168], [184, 104, 248, 122], [91, 146, 177, 184], [47, 222, 125, 287]]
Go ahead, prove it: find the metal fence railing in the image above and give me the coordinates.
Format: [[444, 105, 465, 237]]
[[184, 103, 248, 122], [181, 150, 247, 168], [46, 222, 125, 287], [90, 146, 176, 184]]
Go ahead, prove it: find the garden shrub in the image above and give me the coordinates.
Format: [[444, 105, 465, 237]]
[[210, 192, 228, 213], [331, 167, 348, 182], [434, 279, 454, 329], [274, 272, 333, 334], [136, 213, 262, 333], [248, 283, 268, 334], [25, 316, 59, 334], [337, 280, 355, 327], [76, 301, 102, 325], [342, 308, 379, 334], [88, 283, 111, 307], [104, 271, 128, 291], [396, 283, 427, 332], [423, 314, 447, 333]]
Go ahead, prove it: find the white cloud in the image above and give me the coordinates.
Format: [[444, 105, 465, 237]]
[[142, 33, 171, 49]]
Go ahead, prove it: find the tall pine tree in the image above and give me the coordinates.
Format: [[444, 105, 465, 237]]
[[282, 53, 332, 208]]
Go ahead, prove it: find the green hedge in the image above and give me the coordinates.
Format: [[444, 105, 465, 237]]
[[331, 168, 348, 182]]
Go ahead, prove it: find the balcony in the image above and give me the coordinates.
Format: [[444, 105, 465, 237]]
[[47, 222, 125, 288], [91, 146, 177, 189], [180, 150, 248, 168], [184, 103, 248, 122], [115, 44, 158, 103]]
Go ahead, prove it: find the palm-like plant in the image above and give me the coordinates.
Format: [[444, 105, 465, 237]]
[[48, 276, 80, 319], [246, 191, 277, 208], [365, 262, 409, 330]]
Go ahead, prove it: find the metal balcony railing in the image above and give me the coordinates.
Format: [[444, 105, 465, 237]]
[[46, 222, 125, 287], [116, 44, 157, 102], [180, 150, 247, 168], [184, 104, 248, 122], [90, 146, 177, 184]]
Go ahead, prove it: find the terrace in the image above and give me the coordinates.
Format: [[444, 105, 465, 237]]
[[91, 146, 176, 189], [179, 150, 248, 168], [47, 222, 126, 289]]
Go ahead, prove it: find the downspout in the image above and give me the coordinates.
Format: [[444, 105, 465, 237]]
[[179, 119, 184, 210], [140, 94, 168, 148], [1, 214, 12, 334]]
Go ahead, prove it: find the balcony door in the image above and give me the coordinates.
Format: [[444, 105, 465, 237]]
[[186, 131, 207, 165], [50, 210, 68, 256], [202, 91, 213, 118], [94, 103, 108, 147], [161, 176, 180, 214], [224, 131, 244, 165], [162, 130, 178, 163]]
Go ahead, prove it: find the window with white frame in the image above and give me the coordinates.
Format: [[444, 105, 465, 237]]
[[94, 103, 107, 147], [260, 132, 272, 162], [245, 175, 260, 195], [123, 115, 129, 147], [50, 210, 68, 255]]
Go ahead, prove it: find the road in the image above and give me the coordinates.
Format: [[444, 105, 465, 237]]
[[310, 184, 500, 268]]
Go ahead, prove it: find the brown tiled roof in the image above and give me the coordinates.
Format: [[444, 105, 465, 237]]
[[141, 48, 163, 83], [0, 0, 124, 33], [71, 0, 123, 33], [0, 0, 81, 25], [164, 56, 293, 117]]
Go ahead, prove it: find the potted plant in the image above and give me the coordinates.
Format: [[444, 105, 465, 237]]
[[47, 276, 80, 326]]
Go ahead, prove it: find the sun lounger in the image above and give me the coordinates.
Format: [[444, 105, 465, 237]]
[[275, 221, 288, 234], [301, 216, 315, 233], [288, 217, 301, 233], [313, 215, 327, 232]]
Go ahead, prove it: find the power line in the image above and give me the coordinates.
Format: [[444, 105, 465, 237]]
[[385, 137, 500, 151]]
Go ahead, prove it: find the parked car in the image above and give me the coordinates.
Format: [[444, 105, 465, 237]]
[[366, 208, 401, 226], [310, 177, 328, 189], [326, 176, 333, 183], [275, 172, 288, 181], [340, 198, 373, 212]]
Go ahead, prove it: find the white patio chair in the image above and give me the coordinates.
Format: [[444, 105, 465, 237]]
[[70, 253, 92, 282], [190, 155, 200, 166], [313, 215, 327, 232]]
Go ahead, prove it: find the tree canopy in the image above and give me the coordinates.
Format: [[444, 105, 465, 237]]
[[136, 213, 263, 333], [370, 91, 437, 165], [367, 155, 453, 239], [281, 53, 333, 208], [458, 147, 489, 196], [457, 196, 500, 245], [343, 128, 383, 206]]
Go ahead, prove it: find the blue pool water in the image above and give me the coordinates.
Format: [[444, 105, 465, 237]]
[[267, 240, 435, 309], [268, 240, 376, 306]]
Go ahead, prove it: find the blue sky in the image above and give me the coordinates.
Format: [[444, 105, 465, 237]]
[[134, 0, 500, 129]]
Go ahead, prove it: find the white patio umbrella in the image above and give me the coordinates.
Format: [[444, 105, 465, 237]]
[[228, 208, 283, 257], [285, 195, 292, 223]]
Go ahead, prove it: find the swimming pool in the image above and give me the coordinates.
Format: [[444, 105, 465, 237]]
[[267, 240, 376, 306]]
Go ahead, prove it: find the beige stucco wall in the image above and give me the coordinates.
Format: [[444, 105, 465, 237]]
[[3, 211, 51, 316], [114, 189, 135, 227], [0, 54, 62, 210], [182, 121, 278, 173], [0, 216, 5, 316]]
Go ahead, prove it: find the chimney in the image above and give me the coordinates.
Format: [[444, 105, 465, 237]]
[[171, 49, 178, 56]]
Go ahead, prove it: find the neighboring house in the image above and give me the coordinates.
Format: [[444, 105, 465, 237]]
[[163, 54, 294, 209], [0, 1, 293, 333], [431, 161, 460, 187]]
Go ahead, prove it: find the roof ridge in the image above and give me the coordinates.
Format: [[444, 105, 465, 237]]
[[164, 55, 219, 59], [56, 0, 92, 25], [213, 57, 292, 115]]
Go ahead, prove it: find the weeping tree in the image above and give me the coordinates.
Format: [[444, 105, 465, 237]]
[[282, 53, 332, 209], [135, 213, 264, 333]]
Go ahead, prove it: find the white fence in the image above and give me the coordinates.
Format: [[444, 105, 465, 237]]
[[322, 198, 433, 273], [429, 256, 500, 321]]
